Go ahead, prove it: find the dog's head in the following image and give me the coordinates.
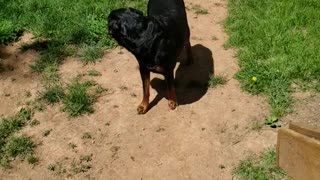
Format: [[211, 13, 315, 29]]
[[108, 8, 147, 47]]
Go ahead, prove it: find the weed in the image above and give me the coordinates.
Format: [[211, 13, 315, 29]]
[[82, 132, 92, 139], [208, 74, 228, 88], [43, 129, 53, 137], [47, 162, 67, 175], [95, 85, 108, 95], [87, 70, 102, 77], [234, 149, 287, 180], [30, 119, 40, 127], [192, 4, 209, 15], [27, 155, 39, 165], [225, 0, 320, 117], [68, 143, 77, 150], [265, 116, 281, 128], [80, 155, 92, 162]]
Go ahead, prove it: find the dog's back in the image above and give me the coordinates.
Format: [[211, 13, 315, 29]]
[[148, 0, 189, 44]]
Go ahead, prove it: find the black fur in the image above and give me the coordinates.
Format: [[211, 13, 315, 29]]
[[108, 0, 193, 114]]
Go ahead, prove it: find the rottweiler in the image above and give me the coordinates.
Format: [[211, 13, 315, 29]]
[[108, 0, 193, 114]]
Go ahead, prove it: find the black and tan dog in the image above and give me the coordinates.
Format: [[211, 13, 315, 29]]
[[108, 0, 193, 114]]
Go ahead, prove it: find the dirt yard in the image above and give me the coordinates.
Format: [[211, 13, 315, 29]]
[[0, 0, 319, 179]]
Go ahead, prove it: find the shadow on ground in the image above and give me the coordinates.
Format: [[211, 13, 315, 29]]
[[150, 44, 214, 109]]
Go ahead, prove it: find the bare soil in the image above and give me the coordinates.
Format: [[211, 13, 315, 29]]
[[0, 0, 319, 179]]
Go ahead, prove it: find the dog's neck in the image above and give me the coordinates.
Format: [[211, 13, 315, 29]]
[[120, 17, 163, 58]]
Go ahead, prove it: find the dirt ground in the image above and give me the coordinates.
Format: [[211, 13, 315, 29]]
[[0, 0, 319, 179]]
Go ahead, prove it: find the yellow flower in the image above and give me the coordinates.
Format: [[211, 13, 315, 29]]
[[252, 76, 257, 82]]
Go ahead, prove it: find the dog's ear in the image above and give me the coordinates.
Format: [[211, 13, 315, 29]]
[[128, 7, 144, 16]]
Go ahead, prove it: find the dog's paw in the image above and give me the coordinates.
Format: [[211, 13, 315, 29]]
[[168, 100, 178, 110], [137, 104, 148, 114]]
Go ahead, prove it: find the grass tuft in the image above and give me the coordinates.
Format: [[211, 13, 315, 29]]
[[4, 136, 34, 158], [41, 86, 65, 104], [234, 149, 287, 180], [208, 74, 228, 88], [62, 78, 95, 117]]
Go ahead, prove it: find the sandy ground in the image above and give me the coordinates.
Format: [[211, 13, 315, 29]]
[[0, 0, 319, 179]]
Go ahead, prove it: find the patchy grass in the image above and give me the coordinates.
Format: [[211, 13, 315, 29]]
[[225, 0, 320, 117], [0, 108, 36, 168], [208, 74, 228, 88], [29, 43, 69, 73], [234, 149, 287, 180]]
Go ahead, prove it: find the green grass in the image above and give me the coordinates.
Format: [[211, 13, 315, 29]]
[[79, 45, 104, 64], [1, 0, 147, 71], [0, 108, 32, 145], [225, 0, 320, 117], [41, 86, 65, 104], [208, 74, 228, 88], [4, 136, 34, 158], [234, 149, 287, 180], [1, 0, 146, 45], [0, 108, 36, 168], [62, 79, 96, 117]]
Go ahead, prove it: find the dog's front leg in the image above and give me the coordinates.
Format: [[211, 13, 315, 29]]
[[165, 70, 178, 110], [137, 67, 150, 114]]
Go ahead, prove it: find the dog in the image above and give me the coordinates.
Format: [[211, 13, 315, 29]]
[[108, 0, 193, 114]]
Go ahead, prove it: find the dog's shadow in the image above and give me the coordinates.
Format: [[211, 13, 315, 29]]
[[149, 44, 214, 109]]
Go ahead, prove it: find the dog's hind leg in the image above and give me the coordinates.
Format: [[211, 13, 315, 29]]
[[137, 67, 150, 114], [165, 70, 178, 110], [185, 41, 194, 65]]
